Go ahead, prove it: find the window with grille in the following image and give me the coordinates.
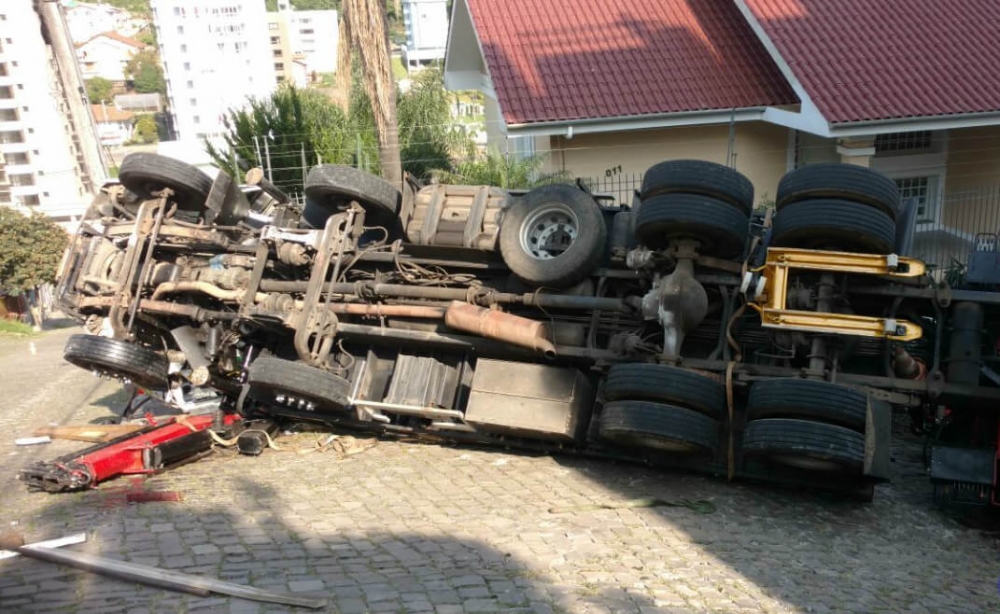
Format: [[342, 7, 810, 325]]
[[895, 176, 939, 223], [876, 131, 933, 153]]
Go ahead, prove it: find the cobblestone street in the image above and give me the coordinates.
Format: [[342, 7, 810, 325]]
[[1, 327, 999, 613]]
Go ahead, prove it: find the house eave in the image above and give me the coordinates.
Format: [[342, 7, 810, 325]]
[[505, 107, 769, 138], [829, 112, 1000, 137]]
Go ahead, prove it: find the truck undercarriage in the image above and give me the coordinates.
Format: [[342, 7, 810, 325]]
[[50, 153, 1000, 503]]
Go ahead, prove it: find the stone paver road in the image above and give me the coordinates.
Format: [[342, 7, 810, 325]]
[[1, 326, 999, 613]]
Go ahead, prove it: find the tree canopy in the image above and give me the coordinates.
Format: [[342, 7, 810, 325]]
[[85, 77, 114, 104], [125, 49, 165, 94], [0, 208, 69, 295], [206, 69, 470, 193]]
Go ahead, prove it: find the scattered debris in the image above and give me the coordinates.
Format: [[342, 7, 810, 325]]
[[0, 531, 326, 609], [547, 497, 716, 515], [33, 424, 144, 443], [14, 436, 51, 446]]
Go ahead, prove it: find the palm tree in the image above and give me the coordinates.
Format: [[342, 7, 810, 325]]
[[338, 0, 402, 188]]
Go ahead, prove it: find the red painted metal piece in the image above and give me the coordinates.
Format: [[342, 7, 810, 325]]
[[19, 414, 240, 492]]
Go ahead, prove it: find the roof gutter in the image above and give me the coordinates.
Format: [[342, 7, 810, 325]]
[[505, 107, 767, 138], [830, 111, 1000, 137]]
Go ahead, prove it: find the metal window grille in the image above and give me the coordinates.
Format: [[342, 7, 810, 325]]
[[896, 176, 934, 222], [876, 131, 932, 152]]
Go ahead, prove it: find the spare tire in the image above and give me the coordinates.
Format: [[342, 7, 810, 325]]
[[641, 159, 754, 215], [633, 193, 749, 258], [119, 153, 213, 211], [603, 363, 724, 419], [742, 418, 865, 473], [777, 164, 900, 220], [304, 165, 402, 236], [64, 334, 169, 390], [498, 184, 607, 288], [599, 400, 718, 454], [771, 199, 895, 254]]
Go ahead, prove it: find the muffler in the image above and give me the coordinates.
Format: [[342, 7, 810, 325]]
[[444, 302, 556, 358]]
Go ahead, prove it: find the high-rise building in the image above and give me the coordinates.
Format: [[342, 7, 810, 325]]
[[0, 1, 103, 228], [274, 1, 337, 76], [402, 0, 448, 72], [151, 0, 276, 141]]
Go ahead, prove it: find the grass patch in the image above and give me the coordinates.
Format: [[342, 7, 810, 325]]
[[0, 318, 37, 337], [392, 56, 408, 81]]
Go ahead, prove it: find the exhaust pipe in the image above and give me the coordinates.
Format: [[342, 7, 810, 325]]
[[444, 301, 556, 358]]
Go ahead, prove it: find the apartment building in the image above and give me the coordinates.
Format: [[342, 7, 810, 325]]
[[0, 2, 96, 227], [151, 0, 275, 141], [267, 11, 306, 86], [273, 1, 336, 77], [402, 0, 447, 71]]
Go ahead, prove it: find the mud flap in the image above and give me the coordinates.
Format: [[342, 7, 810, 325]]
[[863, 396, 892, 480]]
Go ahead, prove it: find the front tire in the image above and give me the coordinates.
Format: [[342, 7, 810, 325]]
[[63, 334, 169, 390]]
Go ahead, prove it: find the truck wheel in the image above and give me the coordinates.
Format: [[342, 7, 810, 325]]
[[633, 194, 749, 258], [641, 159, 754, 215], [118, 153, 213, 211], [64, 334, 169, 390], [248, 356, 351, 413], [304, 165, 402, 236], [603, 364, 724, 419], [599, 400, 718, 454], [498, 184, 607, 288], [746, 378, 872, 431], [771, 199, 895, 254], [742, 418, 864, 473], [777, 164, 900, 220]]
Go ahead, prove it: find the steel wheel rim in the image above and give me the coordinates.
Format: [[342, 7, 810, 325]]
[[519, 202, 579, 260]]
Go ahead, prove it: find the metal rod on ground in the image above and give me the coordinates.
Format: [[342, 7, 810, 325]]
[[0, 540, 327, 609]]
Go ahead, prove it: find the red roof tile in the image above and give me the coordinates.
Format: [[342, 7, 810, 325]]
[[75, 31, 148, 50], [741, 0, 1000, 124], [465, 0, 797, 125]]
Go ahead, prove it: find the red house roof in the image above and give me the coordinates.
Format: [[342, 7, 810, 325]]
[[740, 0, 1000, 124], [465, 0, 797, 125]]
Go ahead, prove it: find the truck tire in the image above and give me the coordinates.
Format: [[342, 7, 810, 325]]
[[119, 153, 213, 211], [64, 334, 169, 390], [498, 184, 607, 288], [304, 165, 402, 235], [777, 164, 900, 220], [641, 159, 754, 215], [248, 356, 351, 413], [742, 418, 864, 473], [633, 194, 749, 258], [603, 364, 724, 419], [771, 199, 895, 254], [746, 378, 871, 431], [599, 400, 718, 454]]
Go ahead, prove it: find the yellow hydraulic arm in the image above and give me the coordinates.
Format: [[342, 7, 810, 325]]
[[746, 248, 926, 341]]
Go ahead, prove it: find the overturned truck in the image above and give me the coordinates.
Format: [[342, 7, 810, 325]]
[[53, 153, 1000, 503]]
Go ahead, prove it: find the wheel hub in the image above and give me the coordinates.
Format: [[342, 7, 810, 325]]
[[519, 203, 579, 260]]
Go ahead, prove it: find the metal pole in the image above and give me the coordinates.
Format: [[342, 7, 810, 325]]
[[300, 143, 307, 180], [262, 137, 272, 182], [253, 136, 263, 169]]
